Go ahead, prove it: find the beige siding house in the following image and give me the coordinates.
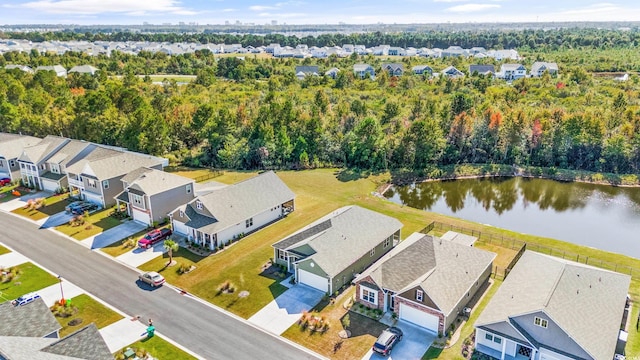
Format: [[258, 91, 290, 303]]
[[0, 133, 41, 183]]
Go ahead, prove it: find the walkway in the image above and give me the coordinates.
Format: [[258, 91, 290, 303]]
[[0, 251, 29, 268], [99, 318, 149, 353]]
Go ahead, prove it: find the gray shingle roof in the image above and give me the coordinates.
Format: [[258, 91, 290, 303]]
[[68, 65, 98, 75], [176, 171, 294, 234], [0, 135, 41, 160], [353, 64, 372, 71], [476, 251, 631, 360], [501, 63, 525, 71], [356, 233, 495, 316], [531, 61, 558, 73], [123, 167, 193, 197], [274, 205, 403, 278], [469, 64, 495, 74], [0, 298, 61, 338], [45, 140, 93, 167], [67, 149, 164, 180], [19, 136, 68, 164], [41, 324, 112, 360]]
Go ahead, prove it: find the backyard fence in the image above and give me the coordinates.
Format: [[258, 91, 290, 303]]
[[193, 170, 224, 183], [420, 221, 640, 279]]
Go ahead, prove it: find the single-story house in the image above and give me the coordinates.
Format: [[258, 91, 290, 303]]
[[325, 67, 340, 79], [116, 167, 195, 226], [170, 171, 295, 249], [295, 65, 319, 80], [353, 64, 375, 79], [354, 232, 495, 335], [530, 62, 559, 77], [381, 63, 404, 77], [440, 66, 464, 78], [469, 64, 495, 76], [68, 65, 99, 75], [273, 205, 403, 294], [35, 65, 67, 77], [412, 65, 433, 76], [475, 251, 631, 360], [4, 64, 34, 73], [0, 298, 112, 359]]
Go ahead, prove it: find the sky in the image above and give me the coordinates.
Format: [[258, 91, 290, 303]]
[[1, 0, 640, 25]]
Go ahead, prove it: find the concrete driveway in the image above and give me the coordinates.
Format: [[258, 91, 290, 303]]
[[38, 211, 74, 228], [248, 284, 325, 335], [361, 320, 436, 360], [80, 221, 147, 249], [0, 191, 50, 212], [116, 240, 166, 268]]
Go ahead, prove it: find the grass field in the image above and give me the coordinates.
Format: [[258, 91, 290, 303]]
[[0, 262, 58, 302], [56, 208, 121, 240], [0, 244, 9, 255], [114, 335, 197, 360], [11, 194, 69, 221], [54, 294, 123, 337]]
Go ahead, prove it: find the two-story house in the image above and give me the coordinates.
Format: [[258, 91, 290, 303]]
[[170, 171, 295, 250], [381, 63, 404, 77], [18, 135, 70, 190], [530, 62, 559, 77], [0, 133, 41, 183], [353, 64, 375, 79], [115, 167, 195, 226], [65, 148, 166, 208], [498, 64, 527, 80]]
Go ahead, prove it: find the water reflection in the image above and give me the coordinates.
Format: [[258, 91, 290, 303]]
[[385, 177, 640, 257]]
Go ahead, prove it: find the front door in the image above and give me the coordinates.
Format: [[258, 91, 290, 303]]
[[389, 293, 395, 311]]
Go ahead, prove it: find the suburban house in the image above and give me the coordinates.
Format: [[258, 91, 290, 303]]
[[0, 298, 112, 360], [412, 65, 433, 76], [65, 147, 167, 208], [170, 171, 295, 250], [530, 62, 559, 77], [381, 63, 404, 76], [272, 205, 403, 294], [0, 133, 41, 183], [17, 135, 84, 191], [325, 67, 340, 79], [474, 251, 631, 360], [353, 64, 375, 79], [115, 167, 195, 226], [295, 65, 319, 80], [4, 64, 34, 73], [35, 65, 67, 77], [440, 66, 465, 78], [387, 47, 406, 56], [469, 64, 496, 76], [68, 65, 99, 75], [498, 64, 527, 80], [354, 232, 495, 335]]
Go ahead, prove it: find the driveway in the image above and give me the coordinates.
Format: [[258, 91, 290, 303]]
[[99, 318, 148, 353], [0, 191, 50, 212], [361, 320, 436, 360], [38, 211, 74, 228], [80, 221, 147, 249], [248, 284, 325, 335], [116, 240, 166, 268]]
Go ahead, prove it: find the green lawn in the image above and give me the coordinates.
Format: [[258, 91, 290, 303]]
[[100, 228, 150, 257], [0, 262, 59, 302], [114, 335, 197, 360], [0, 244, 9, 255], [11, 194, 69, 221], [55, 208, 121, 240], [0, 184, 20, 203], [53, 294, 123, 337]]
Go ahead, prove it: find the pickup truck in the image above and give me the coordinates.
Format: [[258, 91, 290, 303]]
[[138, 228, 172, 249]]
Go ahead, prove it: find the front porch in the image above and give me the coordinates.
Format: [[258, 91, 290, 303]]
[[187, 229, 218, 251]]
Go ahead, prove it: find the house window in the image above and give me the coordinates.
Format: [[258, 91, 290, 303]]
[[278, 249, 287, 261], [186, 184, 192, 194], [383, 237, 391, 248], [179, 210, 184, 218], [102, 180, 109, 189], [40, 164, 46, 170], [493, 336, 502, 344], [370, 248, 375, 257], [485, 333, 493, 341], [361, 288, 377, 305], [9, 160, 15, 167], [196, 200, 203, 210], [416, 289, 424, 302], [245, 218, 253, 228], [132, 194, 143, 207], [87, 179, 97, 189], [50, 163, 60, 174], [534, 317, 548, 328], [20, 163, 25, 169]]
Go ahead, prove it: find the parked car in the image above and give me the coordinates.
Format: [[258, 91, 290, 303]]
[[372, 327, 403, 356], [0, 178, 11, 186], [138, 228, 172, 249], [64, 200, 85, 213], [69, 202, 98, 215], [12, 292, 41, 306], [138, 271, 165, 287]]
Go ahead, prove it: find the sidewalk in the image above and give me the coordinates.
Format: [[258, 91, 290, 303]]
[[37, 281, 85, 306], [0, 252, 29, 268], [99, 317, 149, 353]]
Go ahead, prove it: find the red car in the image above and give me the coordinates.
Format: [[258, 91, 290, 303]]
[[137, 228, 172, 248], [0, 178, 11, 186]]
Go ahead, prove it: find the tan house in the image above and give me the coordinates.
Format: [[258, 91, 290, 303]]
[[0, 133, 41, 183]]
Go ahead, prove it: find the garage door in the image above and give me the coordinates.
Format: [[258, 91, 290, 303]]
[[83, 192, 103, 207], [399, 303, 439, 333], [132, 208, 151, 225], [172, 220, 189, 235], [540, 353, 560, 360], [298, 270, 329, 293], [42, 179, 59, 192]]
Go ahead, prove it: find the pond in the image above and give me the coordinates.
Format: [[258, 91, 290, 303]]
[[384, 177, 640, 258]]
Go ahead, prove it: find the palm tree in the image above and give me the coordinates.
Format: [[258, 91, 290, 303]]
[[163, 239, 179, 266]]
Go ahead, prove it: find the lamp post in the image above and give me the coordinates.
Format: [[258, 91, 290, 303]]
[[58, 275, 65, 305]]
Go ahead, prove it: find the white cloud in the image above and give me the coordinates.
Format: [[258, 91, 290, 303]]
[[445, 3, 500, 12], [249, 5, 276, 11], [433, 0, 470, 3], [561, 2, 619, 16], [21, 0, 196, 15], [257, 12, 306, 18]]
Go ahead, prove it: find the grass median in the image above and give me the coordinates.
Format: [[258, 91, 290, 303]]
[[52, 293, 123, 337]]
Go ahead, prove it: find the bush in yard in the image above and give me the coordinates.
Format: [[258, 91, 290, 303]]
[[0, 266, 20, 283], [123, 237, 136, 249]]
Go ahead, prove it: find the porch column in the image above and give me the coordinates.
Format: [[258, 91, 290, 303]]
[[530, 348, 537, 360], [501, 338, 506, 360]]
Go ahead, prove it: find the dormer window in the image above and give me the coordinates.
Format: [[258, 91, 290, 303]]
[[416, 289, 424, 302], [196, 200, 203, 210], [179, 210, 184, 218], [534, 316, 548, 328]]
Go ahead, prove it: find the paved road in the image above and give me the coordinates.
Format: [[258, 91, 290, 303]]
[[0, 212, 321, 360]]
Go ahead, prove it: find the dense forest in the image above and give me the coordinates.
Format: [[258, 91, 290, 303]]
[[3, 27, 640, 51], [1, 29, 640, 174]]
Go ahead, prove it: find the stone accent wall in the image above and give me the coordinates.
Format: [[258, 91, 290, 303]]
[[394, 296, 444, 335], [355, 276, 384, 310]]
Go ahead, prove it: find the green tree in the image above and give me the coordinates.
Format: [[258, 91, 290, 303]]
[[163, 239, 179, 266]]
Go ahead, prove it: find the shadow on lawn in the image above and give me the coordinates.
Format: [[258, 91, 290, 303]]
[[341, 312, 386, 338], [335, 169, 386, 182]]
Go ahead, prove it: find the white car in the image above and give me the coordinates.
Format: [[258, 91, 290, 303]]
[[138, 271, 165, 287], [12, 292, 41, 306]]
